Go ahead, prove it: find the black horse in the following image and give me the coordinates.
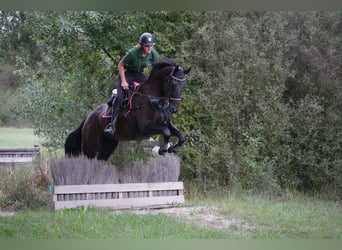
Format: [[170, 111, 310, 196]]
[[64, 58, 191, 161]]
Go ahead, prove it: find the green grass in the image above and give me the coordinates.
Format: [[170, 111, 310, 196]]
[[190, 192, 342, 239], [0, 127, 41, 147], [0, 193, 340, 239], [0, 208, 231, 239]]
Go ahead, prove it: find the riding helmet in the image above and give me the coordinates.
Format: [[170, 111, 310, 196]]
[[139, 32, 156, 46]]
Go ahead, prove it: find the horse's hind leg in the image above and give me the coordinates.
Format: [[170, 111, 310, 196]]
[[97, 138, 119, 161], [82, 145, 98, 159], [82, 133, 101, 159]]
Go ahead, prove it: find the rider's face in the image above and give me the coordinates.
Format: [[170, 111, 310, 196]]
[[143, 45, 153, 54]]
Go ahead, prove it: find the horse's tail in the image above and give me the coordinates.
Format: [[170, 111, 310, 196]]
[[64, 118, 86, 157]]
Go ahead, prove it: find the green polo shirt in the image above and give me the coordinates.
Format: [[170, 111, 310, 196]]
[[122, 47, 159, 72]]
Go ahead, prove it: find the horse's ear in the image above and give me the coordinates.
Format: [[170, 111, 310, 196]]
[[174, 65, 179, 72], [184, 67, 192, 74]]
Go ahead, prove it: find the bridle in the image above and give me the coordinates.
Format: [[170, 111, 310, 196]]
[[135, 66, 186, 104], [169, 66, 186, 82], [166, 66, 186, 103]]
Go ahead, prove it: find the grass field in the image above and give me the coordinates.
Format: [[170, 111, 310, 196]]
[[190, 193, 342, 239], [0, 208, 231, 239], [0, 127, 41, 147], [0, 193, 341, 239]]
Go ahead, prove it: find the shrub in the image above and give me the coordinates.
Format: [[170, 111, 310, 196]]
[[0, 166, 50, 211]]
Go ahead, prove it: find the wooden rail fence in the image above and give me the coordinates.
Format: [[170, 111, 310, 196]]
[[0, 146, 40, 164], [51, 182, 184, 211]]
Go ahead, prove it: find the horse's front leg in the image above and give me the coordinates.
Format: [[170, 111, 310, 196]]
[[167, 122, 186, 153], [158, 127, 171, 155]]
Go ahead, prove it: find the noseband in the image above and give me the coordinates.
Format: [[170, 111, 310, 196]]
[[167, 66, 186, 103]]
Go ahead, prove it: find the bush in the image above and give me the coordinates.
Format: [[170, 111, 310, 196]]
[[0, 166, 50, 211]]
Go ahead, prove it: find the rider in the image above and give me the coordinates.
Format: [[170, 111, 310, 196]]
[[104, 32, 159, 136]]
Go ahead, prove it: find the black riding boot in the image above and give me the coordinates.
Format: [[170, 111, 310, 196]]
[[104, 98, 121, 136]]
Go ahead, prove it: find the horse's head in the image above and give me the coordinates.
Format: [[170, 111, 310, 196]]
[[164, 65, 191, 113], [149, 59, 191, 113]]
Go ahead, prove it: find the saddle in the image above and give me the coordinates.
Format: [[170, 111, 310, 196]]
[[103, 81, 141, 119], [103, 81, 170, 119]]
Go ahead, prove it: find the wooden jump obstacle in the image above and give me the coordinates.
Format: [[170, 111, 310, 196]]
[[0, 146, 40, 164], [51, 181, 184, 211]]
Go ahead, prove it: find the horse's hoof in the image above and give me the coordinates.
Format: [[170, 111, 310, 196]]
[[168, 147, 177, 153]]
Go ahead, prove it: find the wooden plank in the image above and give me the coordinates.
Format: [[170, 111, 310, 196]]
[[0, 157, 37, 163], [0, 147, 40, 153], [54, 182, 184, 195], [0, 146, 40, 163], [53, 195, 185, 210], [52, 182, 185, 210]]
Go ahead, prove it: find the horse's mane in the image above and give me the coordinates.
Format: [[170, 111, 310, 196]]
[[150, 58, 176, 76]]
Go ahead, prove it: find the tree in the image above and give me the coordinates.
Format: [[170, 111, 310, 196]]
[[181, 11, 341, 195]]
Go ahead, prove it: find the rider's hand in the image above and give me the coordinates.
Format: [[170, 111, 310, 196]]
[[121, 81, 129, 90]]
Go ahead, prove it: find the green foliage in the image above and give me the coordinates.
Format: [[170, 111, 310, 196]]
[[0, 64, 20, 126], [0, 167, 50, 210], [180, 11, 341, 196], [285, 96, 342, 193], [1, 11, 341, 196]]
